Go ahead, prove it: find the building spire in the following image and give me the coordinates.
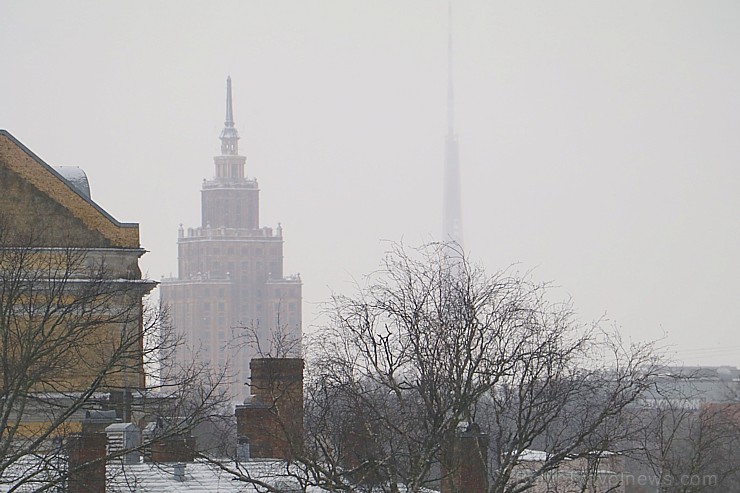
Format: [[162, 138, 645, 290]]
[[443, 2, 463, 248], [220, 76, 240, 155], [447, 1, 454, 137], [225, 75, 235, 128]]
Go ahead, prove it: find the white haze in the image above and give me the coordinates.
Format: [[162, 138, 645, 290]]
[[1, 1, 739, 365]]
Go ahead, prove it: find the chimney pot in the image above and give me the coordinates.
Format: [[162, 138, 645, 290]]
[[173, 462, 186, 481], [237, 436, 251, 461]]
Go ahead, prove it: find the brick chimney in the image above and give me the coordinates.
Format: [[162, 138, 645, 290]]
[[66, 432, 107, 493], [148, 435, 197, 463], [441, 422, 489, 493], [235, 357, 304, 460]]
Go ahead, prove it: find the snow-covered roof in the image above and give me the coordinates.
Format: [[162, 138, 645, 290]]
[[1, 458, 324, 493], [517, 448, 619, 463], [107, 459, 315, 493], [106, 461, 439, 493], [518, 449, 550, 462], [1, 456, 444, 493]]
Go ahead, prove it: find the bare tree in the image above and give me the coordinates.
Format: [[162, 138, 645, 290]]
[[630, 381, 740, 493], [479, 327, 657, 493], [0, 219, 229, 492], [303, 243, 662, 492], [236, 319, 302, 360], [208, 243, 660, 493]]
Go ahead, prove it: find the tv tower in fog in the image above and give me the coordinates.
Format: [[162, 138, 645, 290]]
[[442, 2, 463, 247]]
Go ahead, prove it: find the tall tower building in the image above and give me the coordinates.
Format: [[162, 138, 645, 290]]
[[160, 77, 302, 400], [443, 3, 464, 247]]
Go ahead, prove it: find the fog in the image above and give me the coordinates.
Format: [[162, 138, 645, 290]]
[[2, 1, 739, 365]]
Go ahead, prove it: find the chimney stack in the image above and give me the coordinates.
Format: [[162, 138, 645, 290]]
[[66, 432, 107, 493], [441, 422, 488, 493], [148, 435, 197, 463], [235, 357, 304, 460]]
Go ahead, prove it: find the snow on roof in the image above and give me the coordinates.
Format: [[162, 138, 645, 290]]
[[518, 449, 550, 462], [2, 458, 317, 493], [105, 422, 138, 432], [107, 460, 293, 492], [2, 457, 441, 493], [107, 461, 439, 493]]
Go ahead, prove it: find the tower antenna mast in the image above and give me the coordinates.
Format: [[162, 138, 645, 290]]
[[442, 2, 464, 247]]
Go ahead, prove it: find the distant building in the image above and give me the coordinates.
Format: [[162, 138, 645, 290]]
[[160, 78, 302, 400], [638, 365, 740, 409]]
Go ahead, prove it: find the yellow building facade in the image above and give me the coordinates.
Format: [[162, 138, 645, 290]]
[[0, 130, 155, 436]]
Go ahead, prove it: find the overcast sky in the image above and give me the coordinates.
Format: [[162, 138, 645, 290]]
[[2, 1, 739, 366]]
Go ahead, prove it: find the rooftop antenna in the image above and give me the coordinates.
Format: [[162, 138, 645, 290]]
[[442, 1, 464, 248]]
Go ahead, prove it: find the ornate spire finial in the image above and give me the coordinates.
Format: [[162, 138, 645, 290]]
[[225, 75, 235, 128], [220, 76, 240, 155]]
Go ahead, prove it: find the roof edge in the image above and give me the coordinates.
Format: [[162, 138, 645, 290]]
[[0, 129, 138, 230]]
